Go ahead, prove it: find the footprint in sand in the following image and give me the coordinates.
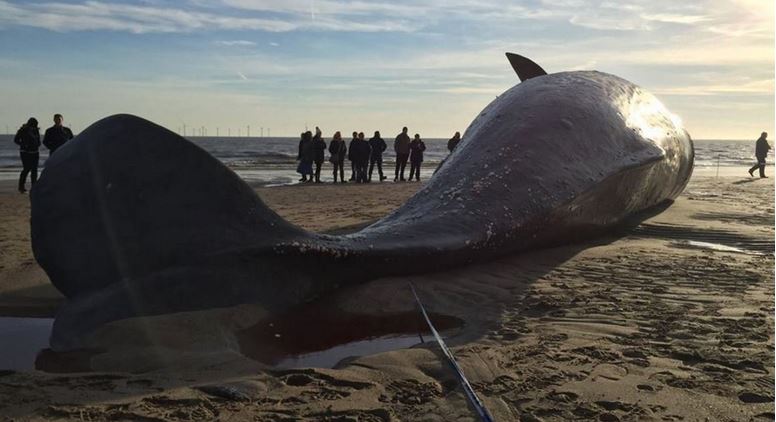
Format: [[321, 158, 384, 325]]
[[381, 379, 442, 405], [591, 363, 628, 381], [636, 384, 662, 392], [738, 391, 774, 404], [545, 390, 579, 403]]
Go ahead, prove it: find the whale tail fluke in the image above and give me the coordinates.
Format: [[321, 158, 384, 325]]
[[31, 114, 305, 300]]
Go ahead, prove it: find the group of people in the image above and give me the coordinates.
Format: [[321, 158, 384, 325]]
[[13, 114, 74, 193], [11, 117, 774, 189], [297, 127, 462, 184]]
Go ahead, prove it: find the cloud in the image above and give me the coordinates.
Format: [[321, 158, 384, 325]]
[[0, 0, 762, 39], [654, 79, 774, 96], [568, 13, 651, 31], [0, 1, 297, 33], [219, 0, 425, 17], [215, 40, 256, 46], [0, 0, 416, 33], [641, 13, 710, 24]]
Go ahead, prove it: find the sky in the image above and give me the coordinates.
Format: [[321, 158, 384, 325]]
[[0, 0, 773, 139]]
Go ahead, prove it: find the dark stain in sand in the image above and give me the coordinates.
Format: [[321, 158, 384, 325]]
[[35, 347, 103, 373], [237, 304, 464, 368]]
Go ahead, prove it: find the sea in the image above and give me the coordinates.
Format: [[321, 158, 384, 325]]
[[0, 135, 759, 186]]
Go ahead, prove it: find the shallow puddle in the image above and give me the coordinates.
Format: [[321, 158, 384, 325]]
[[238, 306, 464, 369], [2, 308, 464, 372], [670, 240, 767, 255]]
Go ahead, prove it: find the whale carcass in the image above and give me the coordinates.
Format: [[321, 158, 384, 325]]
[[31, 54, 694, 350]]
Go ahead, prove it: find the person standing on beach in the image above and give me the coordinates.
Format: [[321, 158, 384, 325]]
[[748, 132, 771, 178], [14, 118, 41, 193], [42, 113, 74, 154], [348, 131, 359, 181], [394, 127, 411, 181], [328, 131, 347, 183], [368, 131, 387, 182], [353, 132, 372, 183], [312, 127, 327, 183], [296, 131, 315, 182], [447, 131, 461, 153], [408, 133, 426, 182]]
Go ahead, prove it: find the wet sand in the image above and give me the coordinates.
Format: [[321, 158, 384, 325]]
[[0, 168, 773, 421]]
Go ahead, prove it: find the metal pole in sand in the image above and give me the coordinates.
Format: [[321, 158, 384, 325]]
[[410, 283, 495, 422]]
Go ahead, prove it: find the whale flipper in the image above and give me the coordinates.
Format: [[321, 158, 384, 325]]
[[505, 53, 547, 81]]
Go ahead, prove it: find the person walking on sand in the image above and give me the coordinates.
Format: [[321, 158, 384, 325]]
[[447, 131, 461, 153], [748, 132, 771, 178], [329, 131, 347, 183], [14, 118, 41, 193], [312, 127, 327, 183], [296, 131, 315, 183], [368, 131, 387, 182], [394, 126, 411, 181], [408, 133, 426, 182], [348, 131, 359, 181], [42, 113, 74, 154]]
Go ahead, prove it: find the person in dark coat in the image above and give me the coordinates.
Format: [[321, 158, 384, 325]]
[[351, 132, 372, 183], [296, 131, 315, 182], [14, 117, 41, 193], [42, 113, 74, 154], [328, 131, 347, 183], [368, 131, 387, 182], [408, 133, 426, 182], [447, 131, 461, 153], [312, 127, 327, 183], [394, 126, 411, 181], [748, 132, 771, 178], [348, 131, 358, 181]]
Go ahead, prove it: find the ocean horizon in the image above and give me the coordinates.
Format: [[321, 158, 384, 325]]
[[0, 135, 762, 185]]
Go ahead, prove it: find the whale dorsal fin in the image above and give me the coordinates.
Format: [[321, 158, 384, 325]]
[[506, 53, 547, 82]]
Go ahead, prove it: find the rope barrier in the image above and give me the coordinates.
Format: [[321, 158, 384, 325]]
[[410, 283, 495, 422]]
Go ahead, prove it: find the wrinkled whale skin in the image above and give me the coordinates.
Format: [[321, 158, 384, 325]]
[[32, 70, 693, 350]]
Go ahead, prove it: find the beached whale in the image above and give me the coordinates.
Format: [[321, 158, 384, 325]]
[[32, 54, 694, 350]]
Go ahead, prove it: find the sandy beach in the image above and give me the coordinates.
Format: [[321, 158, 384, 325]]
[[0, 168, 773, 421]]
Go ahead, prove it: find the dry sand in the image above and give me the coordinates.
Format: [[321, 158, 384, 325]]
[[0, 169, 773, 421]]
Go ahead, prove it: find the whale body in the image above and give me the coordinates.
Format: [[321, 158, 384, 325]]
[[31, 55, 694, 350]]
